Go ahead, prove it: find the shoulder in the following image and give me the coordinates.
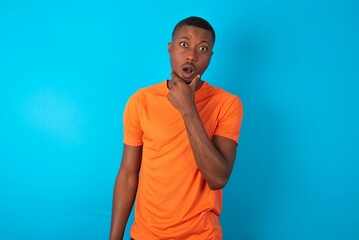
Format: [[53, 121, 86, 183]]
[[127, 81, 166, 105], [205, 82, 243, 109]]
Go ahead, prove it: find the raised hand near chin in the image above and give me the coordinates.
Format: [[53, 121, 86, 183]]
[[167, 71, 201, 114]]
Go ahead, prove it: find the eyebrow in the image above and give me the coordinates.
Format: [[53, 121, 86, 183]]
[[178, 36, 210, 45]]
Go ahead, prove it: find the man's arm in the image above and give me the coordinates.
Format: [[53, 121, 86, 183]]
[[182, 110, 237, 190], [167, 74, 239, 190], [110, 144, 142, 240]]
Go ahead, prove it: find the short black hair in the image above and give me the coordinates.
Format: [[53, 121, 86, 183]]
[[172, 16, 216, 44]]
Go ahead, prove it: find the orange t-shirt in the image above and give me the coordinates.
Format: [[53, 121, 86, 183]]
[[123, 80, 243, 239]]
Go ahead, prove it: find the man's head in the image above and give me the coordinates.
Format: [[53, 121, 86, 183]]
[[168, 16, 215, 84]]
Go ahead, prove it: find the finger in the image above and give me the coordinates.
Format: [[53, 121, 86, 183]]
[[170, 71, 177, 84], [171, 71, 180, 81], [168, 72, 177, 90], [189, 74, 201, 90]]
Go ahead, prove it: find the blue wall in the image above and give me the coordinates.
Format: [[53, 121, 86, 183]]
[[1, 0, 358, 239]]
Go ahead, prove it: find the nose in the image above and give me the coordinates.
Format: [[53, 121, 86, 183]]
[[186, 48, 197, 62]]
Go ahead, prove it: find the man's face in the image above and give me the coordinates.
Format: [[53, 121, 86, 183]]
[[168, 25, 213, 84]]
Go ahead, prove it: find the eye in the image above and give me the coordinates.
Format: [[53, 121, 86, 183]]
[[180, 42, 188, 48], [198, 46, 208, 52]]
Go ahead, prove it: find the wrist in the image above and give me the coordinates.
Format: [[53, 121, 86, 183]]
[[181, 104, 198, 119]]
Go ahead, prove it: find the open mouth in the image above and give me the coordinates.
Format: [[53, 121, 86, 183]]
[[181, 64, 195, 78]]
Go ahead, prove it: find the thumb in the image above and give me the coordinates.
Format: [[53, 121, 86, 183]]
[[190, 74, 201, 91]]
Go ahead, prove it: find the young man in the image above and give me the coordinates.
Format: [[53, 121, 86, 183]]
[[110, 16, 243, 240]]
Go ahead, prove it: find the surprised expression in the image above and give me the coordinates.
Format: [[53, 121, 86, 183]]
[[168, 25, 214, 83]]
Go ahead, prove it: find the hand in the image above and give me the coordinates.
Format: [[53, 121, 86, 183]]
[[167, 71, 201, 114]]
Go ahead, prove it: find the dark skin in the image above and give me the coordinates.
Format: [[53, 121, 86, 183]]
[[110, 25, 238, 240]]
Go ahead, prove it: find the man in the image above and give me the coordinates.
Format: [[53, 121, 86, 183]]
[[110, 16, 243, 240]]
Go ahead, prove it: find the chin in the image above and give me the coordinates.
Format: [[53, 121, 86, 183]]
[[182, 76, 193, 84]]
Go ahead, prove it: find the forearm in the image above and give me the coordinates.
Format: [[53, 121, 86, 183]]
[[110, 172, 138, 240], [181, 106, 230, 190]]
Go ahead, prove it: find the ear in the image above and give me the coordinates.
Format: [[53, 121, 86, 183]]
[[168, 42, 172, 53]]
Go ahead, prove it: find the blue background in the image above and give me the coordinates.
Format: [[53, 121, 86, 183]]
[[1, 0, 358, 239]]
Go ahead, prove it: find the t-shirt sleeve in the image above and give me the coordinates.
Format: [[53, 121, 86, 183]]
[[123, 92, 144, 146], [213, 95, 243, 144]]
